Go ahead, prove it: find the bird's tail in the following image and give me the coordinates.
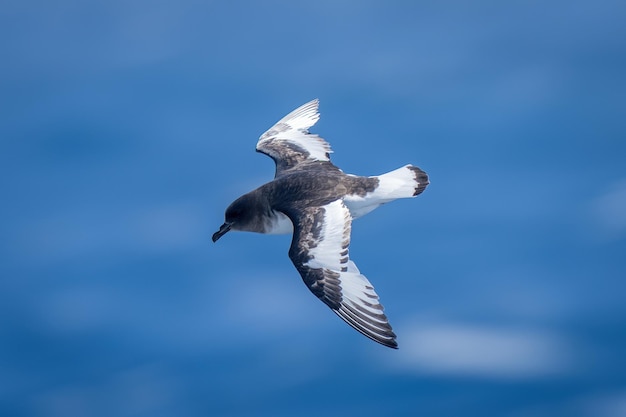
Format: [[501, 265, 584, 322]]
[[374, 164, 429, 200], [344, 164, 429, 219]]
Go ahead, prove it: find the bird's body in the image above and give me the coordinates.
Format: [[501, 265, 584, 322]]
[[213, 99, 429, 348]]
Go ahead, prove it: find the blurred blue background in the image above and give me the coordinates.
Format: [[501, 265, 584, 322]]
[[1, 1, 625, 416]]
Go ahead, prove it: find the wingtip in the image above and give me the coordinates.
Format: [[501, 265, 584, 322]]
[[372, 333, 398, 349], [301, 98, 320, 109], [377, 335, 398, 349], [277, 98, 321, 131], [334, 306, 398, 349]]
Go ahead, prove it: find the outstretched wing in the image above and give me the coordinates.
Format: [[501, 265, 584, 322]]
[[256, 99, 333, 175], [285, 199, 397, 348]]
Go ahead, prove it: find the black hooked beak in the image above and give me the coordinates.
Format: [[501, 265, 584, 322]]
[[212, 222, 233, 242]]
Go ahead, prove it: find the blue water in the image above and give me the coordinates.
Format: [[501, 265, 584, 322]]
[[2, 1, 625, 416]]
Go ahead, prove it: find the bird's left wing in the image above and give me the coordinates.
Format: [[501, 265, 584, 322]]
[[256, 99, 333, 175], [285, 199, 397, 348]]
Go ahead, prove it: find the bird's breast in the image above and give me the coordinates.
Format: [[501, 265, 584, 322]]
[[264, 210, 294, 234]]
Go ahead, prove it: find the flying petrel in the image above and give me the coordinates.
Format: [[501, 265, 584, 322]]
[[212, 99, 429, 348]]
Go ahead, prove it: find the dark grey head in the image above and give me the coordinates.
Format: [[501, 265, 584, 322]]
[[212, 192, 267, 242]]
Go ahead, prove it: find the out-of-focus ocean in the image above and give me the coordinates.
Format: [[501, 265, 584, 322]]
[[1, 1, 625, 416]]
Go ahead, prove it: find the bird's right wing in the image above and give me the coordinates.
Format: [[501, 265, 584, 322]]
[[285, 199, 397, 348], [256, 99, 333, 175]]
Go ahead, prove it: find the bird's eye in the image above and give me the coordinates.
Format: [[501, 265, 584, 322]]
[[227, 209, 241, 221]]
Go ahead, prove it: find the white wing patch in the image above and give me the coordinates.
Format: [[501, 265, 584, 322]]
[[304, 199, 351, 271], [257, 99, 333, 164]]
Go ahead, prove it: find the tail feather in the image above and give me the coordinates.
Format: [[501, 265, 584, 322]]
[[344, 164, 429, 219], [375, 164, 429, 199], [407, 165, 429, 196]]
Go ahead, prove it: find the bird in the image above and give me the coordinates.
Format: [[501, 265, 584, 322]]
[[212, 99, 429, 348]]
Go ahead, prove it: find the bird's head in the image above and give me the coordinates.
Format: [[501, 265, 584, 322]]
[[212, 193, 265, 242]]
